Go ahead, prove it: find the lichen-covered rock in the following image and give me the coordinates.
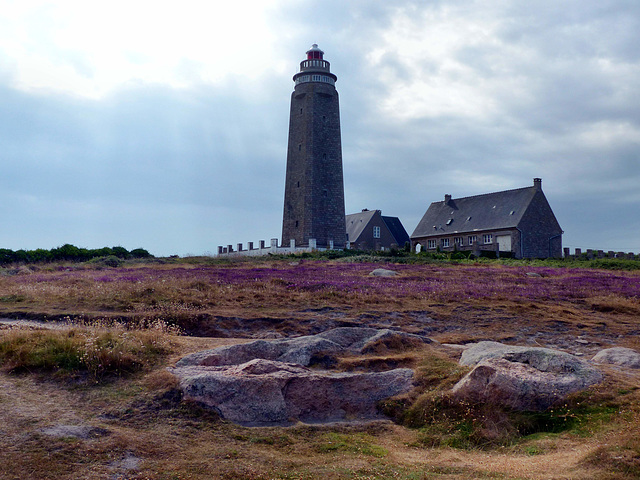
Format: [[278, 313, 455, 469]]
[[171, 328, 428, 425], [170, 359, 414, 426], [453, 341, 603, 411], [176, 327, 431, 368], [592, 347, 640, 369], [369, 268, 398, 277]]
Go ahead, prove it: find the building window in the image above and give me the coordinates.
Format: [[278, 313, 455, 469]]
[[298, 144, 302, 151], [295, 220, 299, 227], [442, 238, 450, 248], [483, 234, 493, 244], [373, 226, 381, 238], [468, 235, 477, 245], [428, 239, 436, 249], [454, 237, 463, 245]]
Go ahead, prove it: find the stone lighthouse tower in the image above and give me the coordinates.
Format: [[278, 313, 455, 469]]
[[281, 44, 346, 249]]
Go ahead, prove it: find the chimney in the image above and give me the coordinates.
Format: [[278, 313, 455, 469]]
[[444, 194, 452, 204], [533, 178, 542, 190]]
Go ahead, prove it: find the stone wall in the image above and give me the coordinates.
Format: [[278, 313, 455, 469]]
[[563, 247, 637, 260], [517, 190, 563, 258], [217, 238, 345, 257]]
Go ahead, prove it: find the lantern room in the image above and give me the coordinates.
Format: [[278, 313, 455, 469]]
[[306, 44, 324, 59]]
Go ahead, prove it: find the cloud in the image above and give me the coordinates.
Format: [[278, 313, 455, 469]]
[[0, 1, 287, 97], [0, 80, 287, 254], [0, 0, 638, 255]]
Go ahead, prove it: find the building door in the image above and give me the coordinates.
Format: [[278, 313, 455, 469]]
[[496, 235, 512, 252]]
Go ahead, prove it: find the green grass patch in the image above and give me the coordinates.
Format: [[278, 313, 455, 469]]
[[315, 432, 388, 457], [0, 294, 26, 303]]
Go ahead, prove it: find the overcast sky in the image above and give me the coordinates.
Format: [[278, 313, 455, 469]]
[[1, 1, 639, 256]]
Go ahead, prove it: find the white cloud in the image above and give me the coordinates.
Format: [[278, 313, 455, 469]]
[[0, 0, 286, 98], [367, 6, 503, 120]]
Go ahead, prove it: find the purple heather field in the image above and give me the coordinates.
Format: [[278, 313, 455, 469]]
[[13, 261, 640, 304]]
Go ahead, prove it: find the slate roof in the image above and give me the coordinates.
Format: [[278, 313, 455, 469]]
[[411, 186, 538, 238], [382, 216, 410, 246], [346, 210, 410, 246], [346, 209, 378, 242]]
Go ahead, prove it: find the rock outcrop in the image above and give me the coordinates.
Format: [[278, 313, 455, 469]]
[[453, 341, 603, 411], [171, 359, 414, 426], [592, 347, 640, 369], [369, 268, 398, 277], [176, 327, 432, 368], [171, 328, 427, 425]]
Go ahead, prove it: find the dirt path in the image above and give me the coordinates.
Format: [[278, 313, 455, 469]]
[[0, 318, 72, 330]]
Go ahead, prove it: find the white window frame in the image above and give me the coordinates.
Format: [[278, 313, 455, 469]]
[[427, 239, 436, 249], [454, 237, 463, 245], [373, 226, 381, 239], [483, 234, 493, 244], [468, 235, 477, 245], [442, 238, 450, 248]]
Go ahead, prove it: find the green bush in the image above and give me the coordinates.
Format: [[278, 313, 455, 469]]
[[0, 244, 154, 265]]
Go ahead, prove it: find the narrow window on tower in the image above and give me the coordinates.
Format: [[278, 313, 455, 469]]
[[322, 153, 327, 161], [298, 144, 302, 151], [300, 108, 303, 114], [297, 181, 300, 187], [295, 220, 299, 227], [323, 189, 328, 197]]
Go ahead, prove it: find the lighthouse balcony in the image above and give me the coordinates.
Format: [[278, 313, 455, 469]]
[[294, 74, 336, 86], [300, 59, 331, 71]]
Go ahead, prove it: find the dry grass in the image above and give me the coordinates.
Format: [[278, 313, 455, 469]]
[[2, 258, 639, 349], [0, 321, 178, 382], [0, 257, 639, 479]]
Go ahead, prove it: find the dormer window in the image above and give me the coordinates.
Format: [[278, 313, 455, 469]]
[[446, 219, 453, 225]]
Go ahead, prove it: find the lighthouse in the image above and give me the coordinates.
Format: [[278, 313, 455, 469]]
[[281, 44, 346, 249]]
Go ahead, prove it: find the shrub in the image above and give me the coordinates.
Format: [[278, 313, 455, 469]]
[[130, 248, 153, 258], [0, 244, 153, 265], [101, 255, 123, 268]]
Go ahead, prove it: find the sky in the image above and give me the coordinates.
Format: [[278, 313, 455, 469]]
[[1, 0, 639, 257]]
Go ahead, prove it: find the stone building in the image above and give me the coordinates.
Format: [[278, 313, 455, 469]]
[[281, 44, 346, 248], [411, 178, 563, 258], [346, 209, 410, 251]]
